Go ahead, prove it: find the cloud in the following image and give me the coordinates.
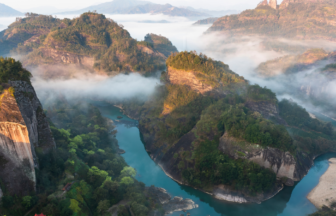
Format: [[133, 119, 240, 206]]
[[2, 13, 336, 118], [32, 72, 161, 104]]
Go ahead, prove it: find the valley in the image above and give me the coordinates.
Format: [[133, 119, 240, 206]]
[[0, 0, 336, 215]]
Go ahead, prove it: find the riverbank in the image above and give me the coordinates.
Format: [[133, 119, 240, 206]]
[[307, 158, 336, 208], [94, 102, 336, 216]]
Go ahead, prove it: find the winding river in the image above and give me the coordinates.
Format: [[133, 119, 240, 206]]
[[94, 101, 336, 216]]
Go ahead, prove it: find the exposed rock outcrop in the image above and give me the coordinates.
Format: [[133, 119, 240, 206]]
[[257, 0, 269, 7], [245, 100, 286, 124], [280, 0, 331, 9], [167, 67, 213, 94], [0, 81, 55, 196], [269, 0, 278, 9], [34, 48, 95, 69], [146, 187, 198, 214], [0, 122, 35, 195], [9, 81, 56, 157], [107, 186, 198, 215], [218, 132, 304, 184], [213, 184, 283, 203]]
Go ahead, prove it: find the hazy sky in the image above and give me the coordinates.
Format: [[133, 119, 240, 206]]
[[1, 0, 284, 11]]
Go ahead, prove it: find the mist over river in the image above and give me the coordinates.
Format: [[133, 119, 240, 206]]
[[92, 101, 336, 216]]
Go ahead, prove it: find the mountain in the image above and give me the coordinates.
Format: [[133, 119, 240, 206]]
[[207, 0, 336, 41], [0, 12, 178, 77], [122, 3, 207, 17], [0, 3, 23, 17], [26, 6, 74, 15], [62, 0, 150, 15], [193, 17, 219, 25], [256, 48, 336, 119], [62, 0, 207, 17], [144, 33, 178, 57], [121, 51, 336, 203], [0, 57, 55, 199], [257, 49, 330, 77], [182, 6, 240, 17]]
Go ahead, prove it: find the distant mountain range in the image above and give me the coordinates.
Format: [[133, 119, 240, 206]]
[[182, 7, 240, 17], [0, 3, 23, 17], [207, 0, 336, 41], [61, 0, 207, 17]]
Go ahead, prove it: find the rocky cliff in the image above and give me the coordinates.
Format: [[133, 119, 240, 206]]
[[245, 100, 287, 124], [219, 132, 296, 185], [167, 66, 214, 94], [0, 81, 55, 196]]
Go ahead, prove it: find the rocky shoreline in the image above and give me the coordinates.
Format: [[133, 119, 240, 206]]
[[107, 186, 199, 215], [159, 162, 284, 204]]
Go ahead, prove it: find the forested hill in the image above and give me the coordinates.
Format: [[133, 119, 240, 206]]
[[207, 0, 336, 41], [0, 12, 177, 76], [123, 52, 336, 203]]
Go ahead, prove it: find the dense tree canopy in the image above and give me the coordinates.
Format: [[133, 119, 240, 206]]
[[0, 57, 32, 83]]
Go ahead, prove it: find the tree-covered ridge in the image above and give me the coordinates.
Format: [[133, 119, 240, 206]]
[[257, 48, 330, 77], [144, 33, 178, 57], [0, 57, 32, 83], [246, 85, 278, 104], [7, 14, 60, 33], [177, 97, 277, 194], [279, 99, 334, 136], [166, 51, 246, 88], [221, 103, 294, 153], [323, 63, 336, 71], [182, 146, 276, 194], [1, 12, 170, 74]]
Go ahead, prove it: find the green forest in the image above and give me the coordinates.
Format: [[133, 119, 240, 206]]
[[144, 33, 178, 57], [0, 57, 32, 83], [1, 100, 166, 216]]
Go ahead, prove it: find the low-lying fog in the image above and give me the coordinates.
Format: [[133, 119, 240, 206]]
[[1, 13, 336, 117]]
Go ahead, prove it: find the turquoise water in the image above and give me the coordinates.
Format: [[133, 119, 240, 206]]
[[94, 102, 336, 216]]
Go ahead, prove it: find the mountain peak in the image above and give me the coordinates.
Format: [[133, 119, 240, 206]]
[[0, 3, 23, 17]]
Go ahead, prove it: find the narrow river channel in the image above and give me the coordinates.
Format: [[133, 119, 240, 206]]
[[94, 101, 336, 216]]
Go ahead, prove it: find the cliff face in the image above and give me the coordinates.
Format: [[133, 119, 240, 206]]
[[167, 66, 213, 94], [218, 132, 296, 183], [0, 81, 55, 196], [9, 81, 56, 157], [38, 48, 95, 69]]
